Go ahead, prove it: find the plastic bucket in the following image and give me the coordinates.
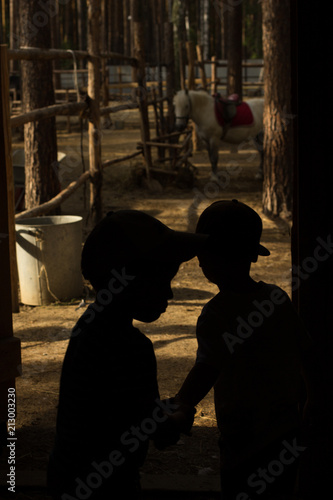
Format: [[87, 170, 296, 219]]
[[15, 216, 83, 306]]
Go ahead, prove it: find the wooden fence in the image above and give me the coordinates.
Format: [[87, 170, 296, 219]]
[[4, 47, 264, 224], [1, 38, 183, 312], [7, 46, 176, 221]]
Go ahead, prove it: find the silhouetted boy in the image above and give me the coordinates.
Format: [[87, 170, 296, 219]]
[[47, 210, 206, 500], [175, 200, 313, 499]]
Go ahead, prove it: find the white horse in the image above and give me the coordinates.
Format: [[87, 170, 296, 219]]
[[173, 89, 264, 179]]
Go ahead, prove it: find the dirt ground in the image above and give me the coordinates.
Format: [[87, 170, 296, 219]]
[[0, 105, 292, 497]]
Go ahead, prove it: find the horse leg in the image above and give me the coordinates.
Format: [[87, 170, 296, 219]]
[[208, 142, 219, 180], [255, 131, 264, 180]]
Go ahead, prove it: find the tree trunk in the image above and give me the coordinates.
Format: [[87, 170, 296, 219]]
[[131, 0, 152, 179], [200, 0, 209, 60], [221, 3, 229, 60], [19, 0, 60, 211], [100, 0, 109, 112], [87, 0, 103, 223], [123, 0, 131, 56], [174, 0, 187, 90], [227, 0, 242, 99], [262, 0, 293, 218], [64, 0, 72, 46], [9, 0, 19, 73], [110, 0, 122, 55], [164, 20, 176, 132], [0, 1, 3, 43], [77, 0, 86, 55]]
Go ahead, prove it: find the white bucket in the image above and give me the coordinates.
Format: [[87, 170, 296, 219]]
[[15, 216, 83, 306]]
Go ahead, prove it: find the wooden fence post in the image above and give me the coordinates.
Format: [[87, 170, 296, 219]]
[[164, 21, 176, 132], [179, 41, 186, 91], [186, 41, 198, 151], [87, 0, 103, 224], [164, 20, 178, 167], [196, 45, 207, 90], [211, 55, 217, 95], [133, 15, 153, 180], [186, 41, 196, 90]]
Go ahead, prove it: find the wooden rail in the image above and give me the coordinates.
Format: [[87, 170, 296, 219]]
[[10, 101, 87, 128], [8, 48, 137, 64], [15, 151, 143, 221]]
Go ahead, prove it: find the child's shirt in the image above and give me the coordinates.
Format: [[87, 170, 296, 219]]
[[49, 303, 160, 488], [195, 281, 311, 469]]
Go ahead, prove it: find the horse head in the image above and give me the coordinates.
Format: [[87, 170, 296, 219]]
[[173, 90, 191, 131]]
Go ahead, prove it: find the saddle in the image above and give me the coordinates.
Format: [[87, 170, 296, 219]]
[[214, 92, 241, 125], [213, 93, 254, 140]]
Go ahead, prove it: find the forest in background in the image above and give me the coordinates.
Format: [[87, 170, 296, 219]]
[[1, 0, 263, 69], [1, 0, 294, 221]]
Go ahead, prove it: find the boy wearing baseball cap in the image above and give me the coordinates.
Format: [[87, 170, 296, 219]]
[[47, 210, 206, 500], [174, 200, 313, 499]]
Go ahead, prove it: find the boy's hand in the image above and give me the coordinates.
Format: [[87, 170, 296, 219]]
[[166, 397, 196, 435], [152, 398, 196, 450]]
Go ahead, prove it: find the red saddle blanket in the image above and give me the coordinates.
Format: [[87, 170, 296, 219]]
[[214, 99, 254, 128]]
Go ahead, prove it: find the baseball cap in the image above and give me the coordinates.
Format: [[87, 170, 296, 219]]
[[81, 210, 208, 286], [196, 199, 270, 258]]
